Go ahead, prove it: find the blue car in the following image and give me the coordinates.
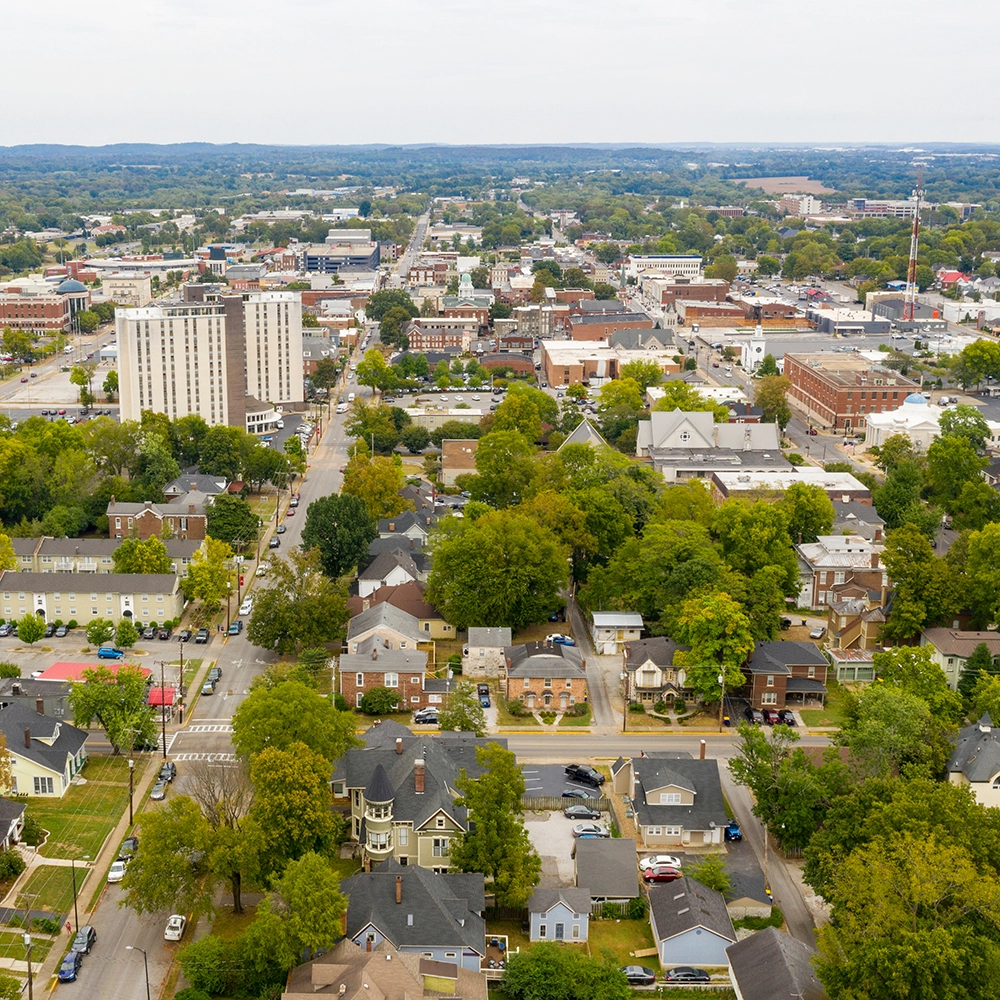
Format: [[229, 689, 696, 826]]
[[58, 950, 83, 982], [724, 819, 742, 842], [97, 647, 124, 659]]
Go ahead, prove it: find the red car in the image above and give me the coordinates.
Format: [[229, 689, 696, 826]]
[[286, 508, 295, 516], [642, 866, 683, 883], [19, 377, 27, 383]]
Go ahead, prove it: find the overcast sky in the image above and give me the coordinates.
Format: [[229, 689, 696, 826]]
[[6, 0, 997, 147]]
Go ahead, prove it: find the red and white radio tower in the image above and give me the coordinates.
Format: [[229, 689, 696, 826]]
[[903, 166, 923, 322]]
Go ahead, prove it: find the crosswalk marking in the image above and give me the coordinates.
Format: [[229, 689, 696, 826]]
[[185, 724, 234, 733], [171, 752, 237, 762]]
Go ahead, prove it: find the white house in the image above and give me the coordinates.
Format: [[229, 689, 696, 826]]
[[527, 887, 592, 943], [462, 628, 512, 677], [947, 713, 1000, 809], [591, 612, 643, 655]]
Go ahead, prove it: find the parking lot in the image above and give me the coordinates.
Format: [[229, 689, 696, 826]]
[[524, 809, 610, 885], [521, 763, 603, 799]]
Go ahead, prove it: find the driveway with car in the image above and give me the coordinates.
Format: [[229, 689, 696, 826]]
[[520, 763, 602, 799]]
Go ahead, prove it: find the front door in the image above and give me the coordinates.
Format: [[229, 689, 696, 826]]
[[555, 923, 564, 940]]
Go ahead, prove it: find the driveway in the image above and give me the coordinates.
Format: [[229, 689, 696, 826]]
[[521, 764, 602, 799], [524, 811, 594, 886]]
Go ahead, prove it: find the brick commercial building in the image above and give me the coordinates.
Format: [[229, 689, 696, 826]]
[[404, 318, 480, 352], [567, 312, 652, 342], [729, 294, 799, 322], [783, 353, 921, 433], [676, 300, 745, 324], [0, 278, 91, 332], [641, 275, 730, 306]]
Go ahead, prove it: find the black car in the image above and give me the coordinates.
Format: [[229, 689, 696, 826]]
[[561, 788, 594, 799], [664, 967, 710, 983], [564, 763, 605, 787], [43, 622, 55, 638], [159, 761, 177, 783], [564, 804, 601, 820], [194, 627, 210, 644], [118, 836, 139, 861], [724, 819, 742, 842], [743, 706, 764, 725], [208, 666, 222, 682], [178, 629, 192, 642], [158, 628, 172, 640], [72, 924, 97, 954], [777, 709, 797, 726], [58, 951, 83, 982], [621, 966, 656, 986]]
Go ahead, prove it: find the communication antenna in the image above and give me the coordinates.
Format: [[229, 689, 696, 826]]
[[903, 165, 923, 322]]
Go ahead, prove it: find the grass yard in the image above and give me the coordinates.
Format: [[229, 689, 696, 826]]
[[0, 930, 52, 964], [329, 856, 363, 881], [587, 918, 656, 966], [486, 920, 531, 953], [800, 681, 849, 728], [19, 865, 86, 915], [212, 908, 254, 940], [512, 622, 563, 645], [558, 709, 591, 727], [496, 698, 539, 727], [27, 762, 149, 858], [623, 710, 671, 729], [78, 756, 131, 783]]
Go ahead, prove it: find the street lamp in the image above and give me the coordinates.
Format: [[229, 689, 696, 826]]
[[23, 933, 32, 1000], [126, 945, 151, 1000], [718, 672, 726, 733], [70, 855, 90, 933], [127, 757, 135, 826]]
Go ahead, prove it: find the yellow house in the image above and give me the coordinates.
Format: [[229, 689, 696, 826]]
[[0, 704, 88, 797]]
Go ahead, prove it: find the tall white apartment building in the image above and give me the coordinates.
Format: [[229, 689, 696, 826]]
[[625, 254, 702, 279], [116, 291, 303, 431]]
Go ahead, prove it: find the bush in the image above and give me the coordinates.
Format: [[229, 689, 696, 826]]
[[733, 907, 784, 931], [674, 698, 686, 714], [31, 917, 60, 935], [52, 619, 63, 628], [66, 620, 78, 629], [174, 990, 212, 1000], [179, 935, 238, 995], [359, 686, 399, 715], [786, 452, 805, 465], [6, 915, 23, 929], [654, 700, 668, 714], [572, 702, 590, 717], [20, 815, 43, 846], [0, 663, 19, 679], [0, 850, 26, 883], [334, 693, 350, 712], [506, 699, 525, 716], [628, 701, 646, 713]]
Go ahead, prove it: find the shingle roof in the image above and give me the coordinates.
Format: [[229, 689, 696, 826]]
[[948, 714, 1000, 783], [340, 642, 427, 674], [377, 510, 437, 535], [467, 627, 512, 648], [0, 571, 178, 594], [559, 419, 608, 450], [505, 641, 585, 679], [632, 758, 726, 831], [922, 629, 1000, 659], [528, 886, 593, 915], [649, 876, 735, 944], [747, 641, 828, 674], [365, 763, 395, 803], [358, 550, 421, 586], [343, 859, 485, 956], [348, 603, 425, 644], [0, 703, 87, 776], [574, 838, 639, 899], [625, 637, 686, 670], [726, 927, 826, 1000], [163, 474, 228, 495], [348, 581, 442, 622]]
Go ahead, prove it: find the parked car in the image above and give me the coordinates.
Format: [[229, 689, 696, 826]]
[[639, 855, 682, 870], [194, 628, 210, 644], [159, 761, 176, 782], [477, 683, 491, 708], [572, 823, 609, 838], [58, 950, 83, 982], [564, 763, 605, 786], [780, 617, 792, 629], [762, 708, 781, 725], [545, 633, 575, 645], [177, 629, 192, 642], [413, 707, 439, 725], [239, 599, 253, 616], [664, 967, 711, 983], [743, 706, 764, 725], [0, 624, 11, 637], [202, 681, 215, 695], [642, 865, 683, 883], [269, 537, 281, 548], [276, 524, 287, 534], [54, 625, 69, 637], [208, 666, 222, 682], [43, 623, 55, 638], [107, 860, 127, 883], [724, 819, 743, 842], [809, 625, 826, 639], [564, 804, 602, 820], [150, 779, 168, 801], [621, 966, 656, 986], [72, 924, 97, 955], [142, 626, 157, 640], [118, 836, 139, 861], [561, 788, 594, 799], [777, 709, 797, 726], [97, 647, 124, 659], [228, 622, 242, 636], [164, 914, 187, 941], [158, 628, 172, 640]]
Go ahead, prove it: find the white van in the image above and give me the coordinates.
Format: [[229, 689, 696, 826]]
[[348, 392, 355, 402], [64, 346, 74, 354]]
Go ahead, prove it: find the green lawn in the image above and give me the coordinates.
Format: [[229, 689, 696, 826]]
[[486, 919, 531, 953], [800, 681, 849, 728], [496, 699, 539, 727], [19, 865, 86, 915], [559, 709, 591, 727], [79, 756, 131, 783], [329, 856, 363, 881], [587, 918, 656, 966], [0, 930, 52, 964], [27, 761, 149, 858]]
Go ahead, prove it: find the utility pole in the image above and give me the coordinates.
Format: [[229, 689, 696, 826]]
[[904, 165, 923, 323], [159, 660, 167, 760]]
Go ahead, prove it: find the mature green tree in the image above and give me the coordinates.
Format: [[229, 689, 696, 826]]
[[429, 420, 482, 448], [597, 377, 644, 413], [966, 522, 1000, 629], [756, 353, 779, 376], [84, 617, 115, 647], [102, 369, 119, 402], [400, 425, 430, 453], [959, 642, 999, 701], [939, 404, 991, 451], [365, 289, 418, 322], [341, 454, 410, 520], [378, 305, 413, 348], [971, 673, 1000, 725], [873, 645, 964, 723], [953, 478, 1000, 532], [619, 359, 663, 392], [673, 592, 755, 713], [729, 721, 800, 828], [248, 743, 339, 878], [492, 394, 542, 442], [14, 613, 44, 646], [501, 943, 631, 1000], [273, 851, 348, 955], [182, 537, 233, 612], [655, 479, 717, 527], [112, 536, 173, 574], [427, 508, 568, 628], [121, 797, 212, 914], [465, 430, 537, 509], [300, 493, 376, 579], [346, 399, 403, 454], [199, 425, 254, 480], [451, 743, 541, 907], [712, 499, 799, 594], [355, 349, 395, 395], [778, 482, 835, 544], [69, 664, 157, 753], [926, 433, 987, 512], [246, 548, 349, 655], [753, 374, 792, 428], [684, 853, 732, 896], [232, 680, 358, 762], [115, 617, 139, 648], [437, 682, 487, 736], [651, 381, 729, 421], [206, 495, 259, 548]]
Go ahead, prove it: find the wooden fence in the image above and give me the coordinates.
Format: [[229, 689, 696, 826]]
[[521, 796, 611, 812]]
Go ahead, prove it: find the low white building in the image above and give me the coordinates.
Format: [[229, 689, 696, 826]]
[[591, 612, 643, 655], [866, 392, 1000, 452]]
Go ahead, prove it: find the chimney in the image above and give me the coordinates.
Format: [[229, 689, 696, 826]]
[[109, 495, 115, 507], [35, 699, 44, 716], [414, 758, 425, 793], [395, 737, 403, 755], [389, 522, 395, 532], [23, 728, 30, 749], [395, 874, 402, 904], [188, 503, 196, 514], [190, 482, 197, 491], [366, 936, 372, 951], [144, 500, 153, 509], [700, 739, 706, 760], [10, 683, 19, 696]]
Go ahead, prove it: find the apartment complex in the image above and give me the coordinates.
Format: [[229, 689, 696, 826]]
[[783, 353, 920, 433], [625, 255, 702, 279], [116, 291, 303, 430]]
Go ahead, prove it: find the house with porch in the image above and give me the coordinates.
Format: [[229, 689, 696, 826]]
[[624, 637, 687, 705], [741, 641, 829, 711], [0, 702, 88, 797], [338, 641, 430, 711]]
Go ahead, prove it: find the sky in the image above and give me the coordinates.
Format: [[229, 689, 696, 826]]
[[6, 0, 998, 147]]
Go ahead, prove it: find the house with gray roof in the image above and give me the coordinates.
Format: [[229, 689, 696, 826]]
[[832, 498, 884, 541], [609, 328, 672, 351], [0, 800, 25, 850], [528, 887, 593, 942], [343, 859, 486, 970], [330, 725, 505, 871], [339, 639, 429, 711], [162, 474, 229, 497], [742, 641, 829, 711], [947, 713, 1000, 809], [591, 611, 643, 655], [614, 754, 726, 849], [574, 838, 639, 904], [107, 496, 207, 541], [504, 641, 587, 712], [347, 604, 428, 652], [726, 927, 826, 1000], [649, 876, 736, 967], [0, 677, 71, 719], [358, 550, 424, 597], [378, 509, 438, 542], [463, 627, 512, 677], [558, 418, 608, 452], [624, 636, 688, 705], [0, 703, 88, 798]]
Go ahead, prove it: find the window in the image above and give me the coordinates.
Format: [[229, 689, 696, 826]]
[[538, 923, 547, 938], [572, 925, 580, 939], [766, 675, 775, 687], [761, 692, 777, 705], [411, 695, 421, 703], [384, 673, 398, 688], [356, 692, 363, 707], [356, 673, 364, 686], [398, 827, 408, 846], [566, 679, 572, 688], [544, 678, 552, 688], [665, 825, 682, 837], [648, 826, 662, 836], [658, 792, 681, 804], [432, 837, 449, 857], [411, 677, 420, 684], [808, 665, 815, 678], [33, 776, 54, 795], [399, 641, 407, 649], [523, 677, 530, 688]]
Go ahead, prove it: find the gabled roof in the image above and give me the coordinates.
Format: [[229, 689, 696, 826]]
[[358, 550, 421, 586], [747, 641, 828, 674], [948, 713, 1000, 783], [528, 886, 593, 916], [558, 418, 608, 451], [377, 509, 437, 535], [0, 703, 87, 776], [468, 627, 512, 648], [575, 838, 639, 899], [348, 581, 443, 622], [632, 758, 725, 831], [726, 927, 826, 1000], [344, 859, 485, 956], [626, 636, 686, 670], [648, 876, 735, 944], [505, 641, 585, 678], [162, 474, 228, 495], [347, 601, 426, 644]]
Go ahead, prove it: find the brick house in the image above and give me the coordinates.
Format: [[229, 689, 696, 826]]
[[462, 627, 512, 677], [741, 641, 829, 710], [338, 639, 429, 710], [567, 312, 652, 342], [796, 535, 885, 609], [107, 497, 207, 541], [504, 641, 587, 711]]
